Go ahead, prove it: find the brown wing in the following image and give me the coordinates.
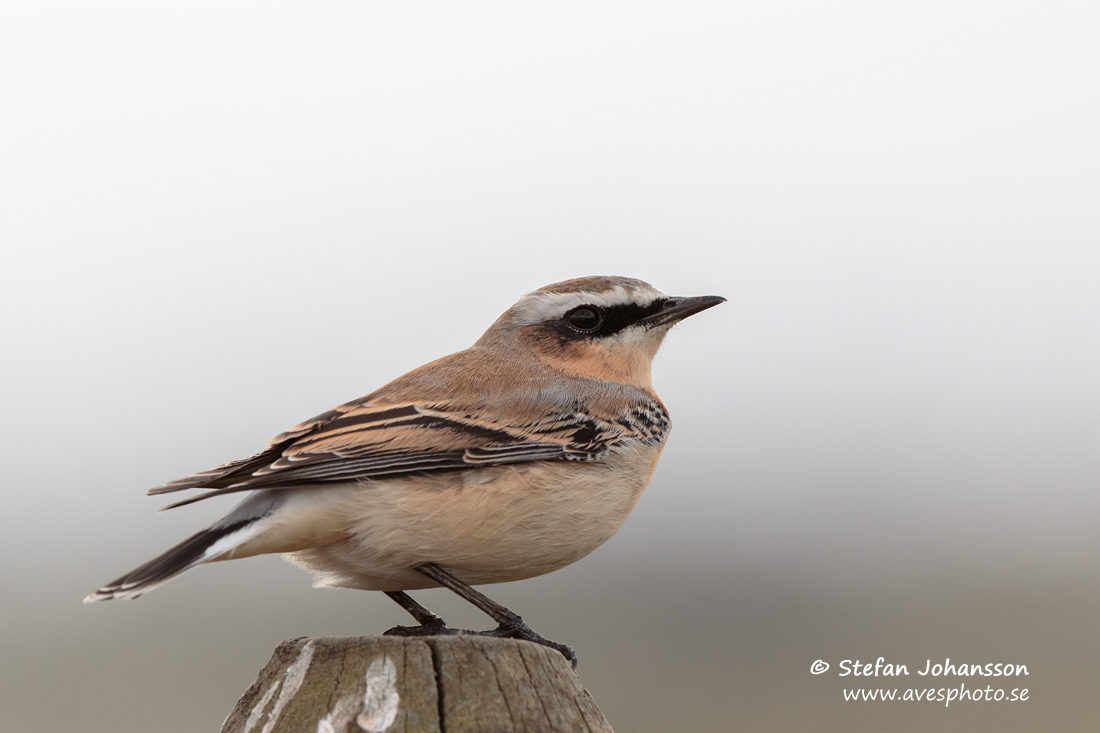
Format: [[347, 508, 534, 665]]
[[146, 398, 666, 510], [147, 347, 671, 510]]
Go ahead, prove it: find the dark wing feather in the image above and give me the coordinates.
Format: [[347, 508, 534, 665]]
[[147, 444, 289, 494], [147, 397, 669, 509]]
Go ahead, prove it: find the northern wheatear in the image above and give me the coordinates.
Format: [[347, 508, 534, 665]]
[[86, 276, 724, 666]]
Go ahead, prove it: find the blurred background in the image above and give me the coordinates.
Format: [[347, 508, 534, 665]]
[[2, 2, 1098, 730]]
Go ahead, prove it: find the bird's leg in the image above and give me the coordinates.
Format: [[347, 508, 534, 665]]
[[382, 590, 455, 637], [414, 563, 578, 669]]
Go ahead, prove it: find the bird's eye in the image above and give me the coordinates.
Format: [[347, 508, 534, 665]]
[[565, 306, 603, 332]]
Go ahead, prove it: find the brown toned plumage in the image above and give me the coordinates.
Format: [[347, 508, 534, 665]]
[[149, 347, 669, 507], [85, 276, 724, 665]]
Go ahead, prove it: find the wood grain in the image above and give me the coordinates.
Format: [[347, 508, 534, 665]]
[[221, 636, 614, 733]]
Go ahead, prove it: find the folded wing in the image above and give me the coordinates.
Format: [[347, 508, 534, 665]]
[[147, 396, 666, 509]]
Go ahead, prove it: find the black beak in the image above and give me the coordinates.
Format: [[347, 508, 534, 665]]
[[639, 294, 726, 329]]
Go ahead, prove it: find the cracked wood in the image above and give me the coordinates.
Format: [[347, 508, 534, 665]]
[[221, 636, 614, 733]]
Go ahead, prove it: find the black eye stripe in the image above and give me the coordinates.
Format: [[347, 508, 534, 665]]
[[552, 299, 667, 339]]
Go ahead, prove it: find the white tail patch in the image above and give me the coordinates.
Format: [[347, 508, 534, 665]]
[[201, 521, 264, 562]]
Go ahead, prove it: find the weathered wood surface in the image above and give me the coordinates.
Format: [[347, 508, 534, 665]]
[[221, 636, 614, 733]]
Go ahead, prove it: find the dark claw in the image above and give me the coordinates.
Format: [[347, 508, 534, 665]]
[[383, 620, 578, 668], [383, 620, 460, 637], [479, 618, 579, 669]]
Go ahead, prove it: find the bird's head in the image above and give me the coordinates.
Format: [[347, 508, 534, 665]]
[[476, 276, 725, 389]]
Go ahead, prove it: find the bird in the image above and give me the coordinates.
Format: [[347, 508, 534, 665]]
[[85, 275, 725, 667]]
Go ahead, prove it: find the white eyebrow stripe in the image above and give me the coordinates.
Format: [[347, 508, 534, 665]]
[[513, 286, 665, 325]]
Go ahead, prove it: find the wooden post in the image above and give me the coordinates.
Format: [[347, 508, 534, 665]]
[[221, 636, 614, 733]]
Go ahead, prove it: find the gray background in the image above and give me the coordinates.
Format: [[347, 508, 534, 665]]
[[2, 2, 1098, 731]]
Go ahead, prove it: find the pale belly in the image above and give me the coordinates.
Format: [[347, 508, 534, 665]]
[[269, 442, 663, 591]]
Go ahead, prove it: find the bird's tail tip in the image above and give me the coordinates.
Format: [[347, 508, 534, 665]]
[[83, 585, 144, 604], [82, 520, 257, 606]]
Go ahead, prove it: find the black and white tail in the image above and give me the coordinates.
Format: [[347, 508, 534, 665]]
[[84, 518, 263, 603]]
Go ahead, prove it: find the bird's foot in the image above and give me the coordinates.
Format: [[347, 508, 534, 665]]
[[477, 615, 578, 669], [384, 614, 578, 669], [383, 619, 461, 637]]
